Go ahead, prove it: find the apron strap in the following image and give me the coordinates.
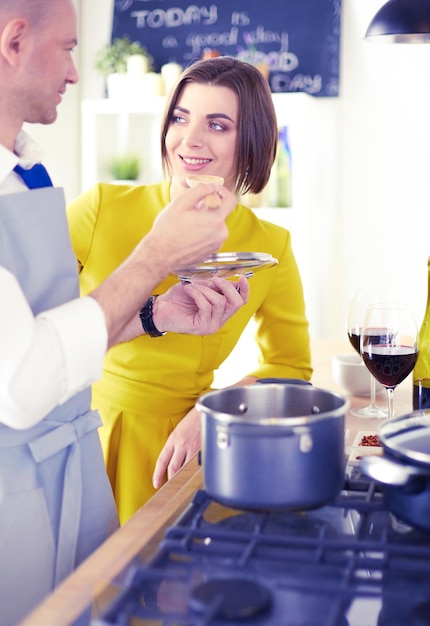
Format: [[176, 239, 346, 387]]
[[28, 411, 102, 584]]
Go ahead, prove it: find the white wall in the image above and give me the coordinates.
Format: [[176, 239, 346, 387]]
[[338, 0, 430, 337], [30, 0, 430, 343]]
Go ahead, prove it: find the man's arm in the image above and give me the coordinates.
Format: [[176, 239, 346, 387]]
[[89, 183, 234, 348], [0, 184, 237, 429]]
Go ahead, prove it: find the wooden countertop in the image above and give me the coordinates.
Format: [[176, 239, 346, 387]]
[[20, 338, 413, 626]]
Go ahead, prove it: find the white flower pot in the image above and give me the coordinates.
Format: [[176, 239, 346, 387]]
[[106, 73, 129, 100]]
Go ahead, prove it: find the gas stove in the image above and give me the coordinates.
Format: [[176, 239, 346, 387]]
[[94, 469, 430, 626]]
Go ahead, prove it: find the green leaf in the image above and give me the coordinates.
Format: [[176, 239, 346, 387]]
[[108, 153, 141, 180], [94, 37, 154, 75]]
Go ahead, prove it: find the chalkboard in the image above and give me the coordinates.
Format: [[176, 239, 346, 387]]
[[111, 0, 341, 97]]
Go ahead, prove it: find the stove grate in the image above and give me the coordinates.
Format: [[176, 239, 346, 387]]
[[95, 482, 430, 626]]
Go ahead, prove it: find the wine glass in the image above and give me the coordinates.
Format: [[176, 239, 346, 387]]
[[361, 302, 418, 421], [347, 288, 392, 418]]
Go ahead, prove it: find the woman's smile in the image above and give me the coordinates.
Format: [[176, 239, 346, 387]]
[[166, 82, 238, 195]]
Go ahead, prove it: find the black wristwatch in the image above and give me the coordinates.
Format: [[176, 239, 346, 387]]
[[139, 295, 167, 338]]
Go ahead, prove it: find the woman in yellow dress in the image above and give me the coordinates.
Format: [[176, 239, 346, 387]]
[[67, 57, 312, 524]]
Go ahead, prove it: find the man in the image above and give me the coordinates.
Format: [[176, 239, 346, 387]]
[[0, 1, 248, 623]]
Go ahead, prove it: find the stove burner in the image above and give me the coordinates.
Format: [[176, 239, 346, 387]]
[[189, 578, 272, 619], [213, 509, 341, 537], [411, 602, 430, 626]]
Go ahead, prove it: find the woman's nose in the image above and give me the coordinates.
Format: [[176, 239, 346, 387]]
[[182, 126, 203, 148]]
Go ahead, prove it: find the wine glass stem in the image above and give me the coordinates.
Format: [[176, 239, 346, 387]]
[[386, 388, 394, 419], [369, 375, 376, 407]]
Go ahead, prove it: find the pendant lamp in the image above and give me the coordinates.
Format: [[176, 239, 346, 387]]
[[365, 0, 430, 42]]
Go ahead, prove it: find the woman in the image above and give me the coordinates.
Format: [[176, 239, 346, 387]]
[[67, 56, 312, 524]]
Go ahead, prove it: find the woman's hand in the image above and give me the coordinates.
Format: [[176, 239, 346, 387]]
[[152, 405, 201, 488], [152, 372, 259, 490]]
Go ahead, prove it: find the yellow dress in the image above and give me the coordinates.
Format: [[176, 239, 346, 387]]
[[67, 181, 312, 523]]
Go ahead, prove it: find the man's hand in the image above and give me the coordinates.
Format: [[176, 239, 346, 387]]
[[153, 275, 249, 335], [145, 183, 237, 275], [91, 183, 237, 348]]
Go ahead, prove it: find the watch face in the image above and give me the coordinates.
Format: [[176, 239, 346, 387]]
[[174, 252, 278, 281]]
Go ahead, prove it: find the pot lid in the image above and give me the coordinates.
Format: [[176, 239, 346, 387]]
[[174, 252, 278, 281], [380, 410, 430, 465]]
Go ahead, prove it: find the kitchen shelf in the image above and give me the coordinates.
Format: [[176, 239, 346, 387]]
[[81, 97, 166, 191]]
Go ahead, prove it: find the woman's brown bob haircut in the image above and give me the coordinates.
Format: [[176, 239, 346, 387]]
[[160, 56, 278, 196]]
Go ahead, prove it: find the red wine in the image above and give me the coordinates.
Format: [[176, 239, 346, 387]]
[[348, 331, 361, 354], [349, 329, 391, 355], [413, 380, 430, 410], [362, 346, 418, 388]]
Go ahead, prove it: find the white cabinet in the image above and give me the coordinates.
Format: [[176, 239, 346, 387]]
[[81, 97, 166, 191]]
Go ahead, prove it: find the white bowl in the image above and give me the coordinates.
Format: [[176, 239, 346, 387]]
[[331, 353, 384, 397]]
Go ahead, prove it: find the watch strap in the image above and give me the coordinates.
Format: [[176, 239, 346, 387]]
[[139, 295, 167, 338]]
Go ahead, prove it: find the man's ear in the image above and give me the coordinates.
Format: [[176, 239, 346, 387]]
[[0, 19, 27, 66]]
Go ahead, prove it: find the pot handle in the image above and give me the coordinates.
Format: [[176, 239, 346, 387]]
[[360, 454, 427, 487], [257, 378, 312, 386]]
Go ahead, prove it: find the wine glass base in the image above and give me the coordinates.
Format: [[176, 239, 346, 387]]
[[351, 404, 388, 419]]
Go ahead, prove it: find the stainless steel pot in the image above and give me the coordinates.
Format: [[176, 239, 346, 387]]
[[196, 381, 349, 510], [360, 410, 430, 533]]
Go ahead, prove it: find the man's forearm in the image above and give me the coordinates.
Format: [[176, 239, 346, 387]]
[[90, 237, 169, 348]]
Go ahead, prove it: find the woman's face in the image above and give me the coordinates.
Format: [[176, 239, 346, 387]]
[[165, 82, 239, 195]]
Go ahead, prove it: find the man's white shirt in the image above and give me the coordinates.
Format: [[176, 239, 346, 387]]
[[0, 131, 107, 429]]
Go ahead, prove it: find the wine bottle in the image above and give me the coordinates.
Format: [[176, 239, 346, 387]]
[[413, 256, 430, 409]]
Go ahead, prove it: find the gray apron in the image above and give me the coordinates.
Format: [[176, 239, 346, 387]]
[[0, 188, 119, 626]]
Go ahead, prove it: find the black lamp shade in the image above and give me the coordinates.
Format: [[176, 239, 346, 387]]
[[365, 0, 430, 42]]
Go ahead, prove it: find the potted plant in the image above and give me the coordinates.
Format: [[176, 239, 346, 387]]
[[95, 36, 154, 98], [108, 153, 141, 184]]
